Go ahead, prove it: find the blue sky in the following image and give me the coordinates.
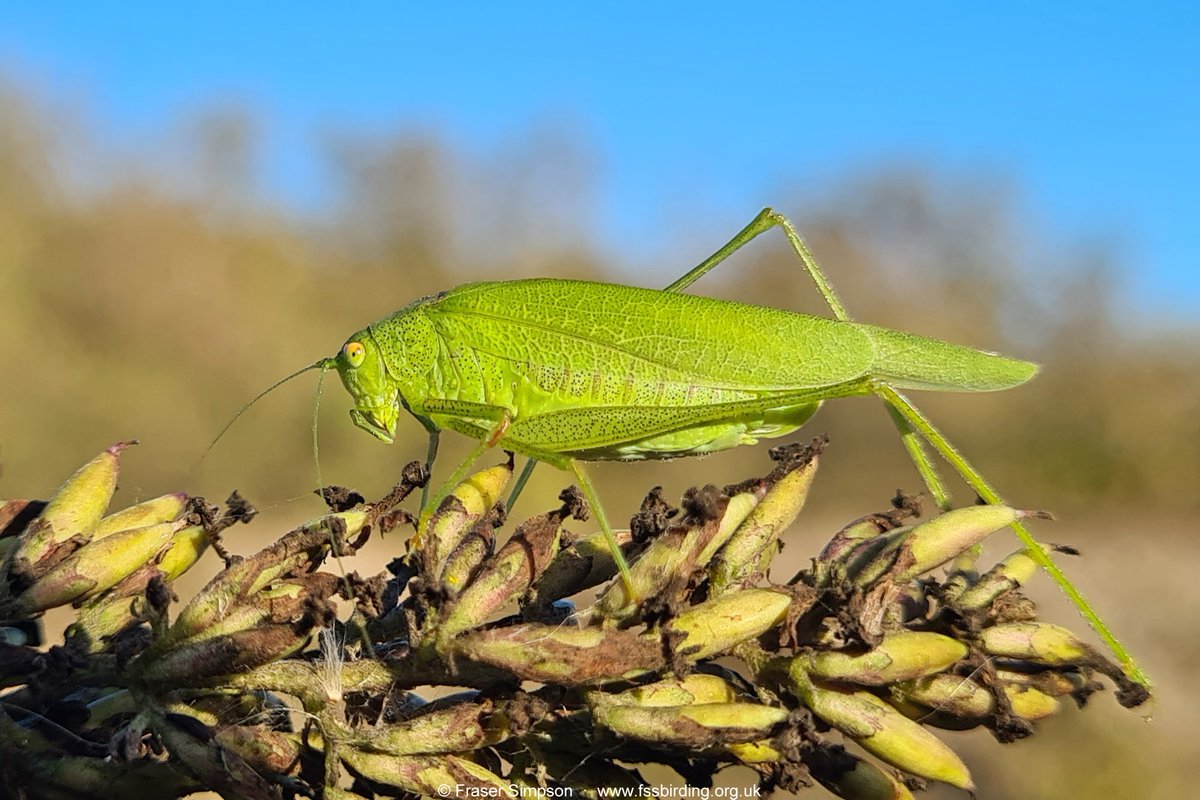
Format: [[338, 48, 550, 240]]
[[2, 3, 1196, 322]]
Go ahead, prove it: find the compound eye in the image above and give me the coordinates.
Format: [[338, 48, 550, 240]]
[[342, 341, 366, 368]]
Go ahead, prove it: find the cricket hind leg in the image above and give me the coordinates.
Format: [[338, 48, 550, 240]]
[[669, 208, 955, 508]]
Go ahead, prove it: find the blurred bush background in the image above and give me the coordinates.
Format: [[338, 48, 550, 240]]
[[0, 9, 1196, 797]]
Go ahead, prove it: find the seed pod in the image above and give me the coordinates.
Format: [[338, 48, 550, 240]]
[[156, 525, 210, 582], [454, 623, 663, 685], [664, 588, 792, 661], [437, 509, 564, 642], [891, 505, 1032, 582], [796, 632, 968, 685], [727, 739, 782, 764], [353, 698, 502, 755], [67, 593, 143, 646], [978, 621, 1093, 665], [152, 709, 281, 799], [166, 510, 366, 645], [212, 725, 306, 778], [340, 749, 507, 796], [530, 526, 634, 602], [811, 750, 917, 800], [437, 518, 494, 595], [596, 500, 723, 618], [590, 697, 788, 748], [847, 528, 911, 587], [90, 493, 188, 541], [11, 441, 133, 571], [892, 673, 1060, 724], [611, 673, 741, 707], [420, 462, 511, 577], [13, 520, 184, 613], [695, 491, 762, 567], [994, 667, 1099, 698], [790, 665, 973, 790], [954, 547, 1043, 611], [709, 453, 819, 593], [137, 619, 315, 683]]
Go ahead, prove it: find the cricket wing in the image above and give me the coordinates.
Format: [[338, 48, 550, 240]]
[[856, 324, 1039, 392], [425, 279, 875, 393]]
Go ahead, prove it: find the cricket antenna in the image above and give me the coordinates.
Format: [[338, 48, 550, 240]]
[[312, 359, 331, 490], [194, 358, 334, 477]]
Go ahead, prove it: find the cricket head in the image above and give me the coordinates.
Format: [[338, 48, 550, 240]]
[[332, 330, 399, 444]]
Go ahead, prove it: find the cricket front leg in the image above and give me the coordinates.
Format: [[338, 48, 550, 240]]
[[415, 402, 513, 545]]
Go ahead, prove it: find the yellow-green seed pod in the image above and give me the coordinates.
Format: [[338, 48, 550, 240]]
[[812, 750, 917, 800], [13, 519, 184, 613], [790, 664, 973, 790], [994, 667, 1096, 697], [454, 623, 663, 685], [664, 588, 792, 661], [90, 493, 188, 541], [156, 525, 210, 582], [954, 547, 1044, 611], [590, 698, 787, 747], [847, 528, 911, 587], [891, 505, 1026, 581], [212, 725, 305, 779], [11, 441, 133, 569], [978, 621, 1093, 665], [340, 749, 508, 797], [797, 632, 968, 685], [437, 519, 494, 594], [246, 509, 370, 595], [437, 509, 564, 642], [353, 699, 503, 755], [892, 673, 1060, 723], [67, 593, 142, 646], [613, 673, 742, 707], [531, 526, 634, 602], [1006, 685, 1062, 720], [596, 507, 719, 618], [419, 462, 511, 576], [695, 491, 762, 566], [727, 739, 782, 764], [709, 454, 819, 594]]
